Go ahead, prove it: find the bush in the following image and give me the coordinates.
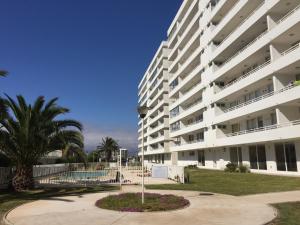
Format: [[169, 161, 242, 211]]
[[187, 164, 197, 169], [224, 163, 237, 173], [238, 164, 250, 173]]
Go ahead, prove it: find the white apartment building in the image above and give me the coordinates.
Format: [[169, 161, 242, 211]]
[[138, 0, 300, 176]]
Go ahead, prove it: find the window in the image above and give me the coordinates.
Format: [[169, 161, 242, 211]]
[[230, 147, 242, 165], [198, 151, 205, 166], [189, 151, 195, 156], [170, 106, 180, 118], [249, 145, 267, 170], [231, 123, 240, 133], [196, 114, 203, 122], [171, 121, 180, 131], [257, 116, 264, 128], [275, 143, 297, 172], [188, 135, 194, 142], [247, 118, 256, 130], [196, 132, 204, 141], [271, 113, 277, 125]]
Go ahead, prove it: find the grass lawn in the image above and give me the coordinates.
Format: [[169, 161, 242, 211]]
[[0, 186, 118, 225], [147, 168, 300, 196], [269, 202, 300, 225]]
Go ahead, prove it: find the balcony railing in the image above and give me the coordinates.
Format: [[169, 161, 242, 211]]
[[281, 42, 300, 56], [216, 1, 265, 50], [223, 83, 297, 113], [225, 119, 300, 137], [276, 4, 300, 25], [221, 29, 268, 68], [220, 60, 271, 91], [218, 3, 300, 70], [178, 139, 204, 146]]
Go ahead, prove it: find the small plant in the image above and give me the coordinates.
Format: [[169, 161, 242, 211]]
[[224, 163, 237, 173], [238, 164, 250, 173], [187, 164, 197, 169], [294, 80, 300, 86], [96, 193, 190, 212]]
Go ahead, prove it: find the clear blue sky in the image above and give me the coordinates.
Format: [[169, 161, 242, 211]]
[[0, 0, 182, 152]]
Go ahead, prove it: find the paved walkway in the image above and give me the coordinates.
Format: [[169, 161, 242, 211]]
[[9, 185, 300, 225]]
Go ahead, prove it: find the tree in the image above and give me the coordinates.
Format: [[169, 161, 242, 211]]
[[0, 70, 8, 77], [0, 95, 83, 191], [62, 144, 87, 164], [98, 137, 119, 162]]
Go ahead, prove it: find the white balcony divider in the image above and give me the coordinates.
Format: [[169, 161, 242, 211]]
[[225, 119, 300, 137]]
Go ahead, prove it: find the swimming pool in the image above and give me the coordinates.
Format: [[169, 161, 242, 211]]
[[60, 171, 108, 180]]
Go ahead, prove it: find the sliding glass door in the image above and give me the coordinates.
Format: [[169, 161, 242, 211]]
[[249, 145, 267, 170], [275, 143, 297, 172], [230, 147, 242, 165]]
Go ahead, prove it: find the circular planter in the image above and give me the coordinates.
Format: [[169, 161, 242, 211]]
[[95, 192, 190, 212]]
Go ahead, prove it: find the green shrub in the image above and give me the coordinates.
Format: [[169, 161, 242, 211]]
[[294, 80, 300, 86], [225, 163, 237, 173], [238, 164, 250, 173]]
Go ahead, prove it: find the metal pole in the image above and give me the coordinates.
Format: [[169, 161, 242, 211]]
[[119, 148, 122, 191], [142, 118, 145, 204]]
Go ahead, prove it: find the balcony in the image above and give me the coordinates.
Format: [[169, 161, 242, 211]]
[[215, 3, 300, 75], [171, 139, 206, 152], [170, 119, 205, 138], [215, 83, 300, 124]]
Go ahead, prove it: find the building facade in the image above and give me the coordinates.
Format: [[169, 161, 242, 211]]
[[138, 0, 300, 176]]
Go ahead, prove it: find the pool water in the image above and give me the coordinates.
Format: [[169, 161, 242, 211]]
[[60, 171, 108, 180]]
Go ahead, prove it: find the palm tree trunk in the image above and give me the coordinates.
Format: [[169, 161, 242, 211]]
[[12, 165, 34, 191]]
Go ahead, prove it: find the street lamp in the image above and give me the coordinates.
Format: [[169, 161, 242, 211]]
[[119, 148, 127, 191], [137, 105, 148, 204]]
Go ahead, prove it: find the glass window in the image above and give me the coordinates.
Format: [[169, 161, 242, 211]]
[[275, 144, 286, 171], [285, 143, 297, 172], [257, 116, 264, 128], [257, 145, 267, 170], [230, 147, 242, 165], [275, 143, 297, 172], [249, 146, 258, 169], [271, 113, 277, 125], [198, 151, 205, 166]]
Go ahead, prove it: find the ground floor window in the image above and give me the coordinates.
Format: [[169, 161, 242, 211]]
[[198, 151, 205, 166], [275, 143, 297, 172], [230, 147, 242, 165], [249, 145, 267, 170]]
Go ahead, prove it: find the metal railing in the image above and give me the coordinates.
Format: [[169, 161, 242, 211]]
[[223, 83, 297, 113], [221, 29, 268, 67], [225, 119, 300, 137], [219, 3, 300, 70], [220, 60, 271, 90], [216, 1, 265, 49], [276, 4, 300, 25], [281, 42, 300, 56]]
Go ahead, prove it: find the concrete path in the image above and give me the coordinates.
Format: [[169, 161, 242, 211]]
[[6, 185, 290, 225]]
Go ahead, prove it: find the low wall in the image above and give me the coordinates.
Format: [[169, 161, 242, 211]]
[[145, 163, 185, 183]]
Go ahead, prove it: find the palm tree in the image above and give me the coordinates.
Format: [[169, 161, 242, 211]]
[[0, 95, 84, 191], [62, 144, 87, 164], [98, 137, 119, 162], [0, 70, 8, 77]]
